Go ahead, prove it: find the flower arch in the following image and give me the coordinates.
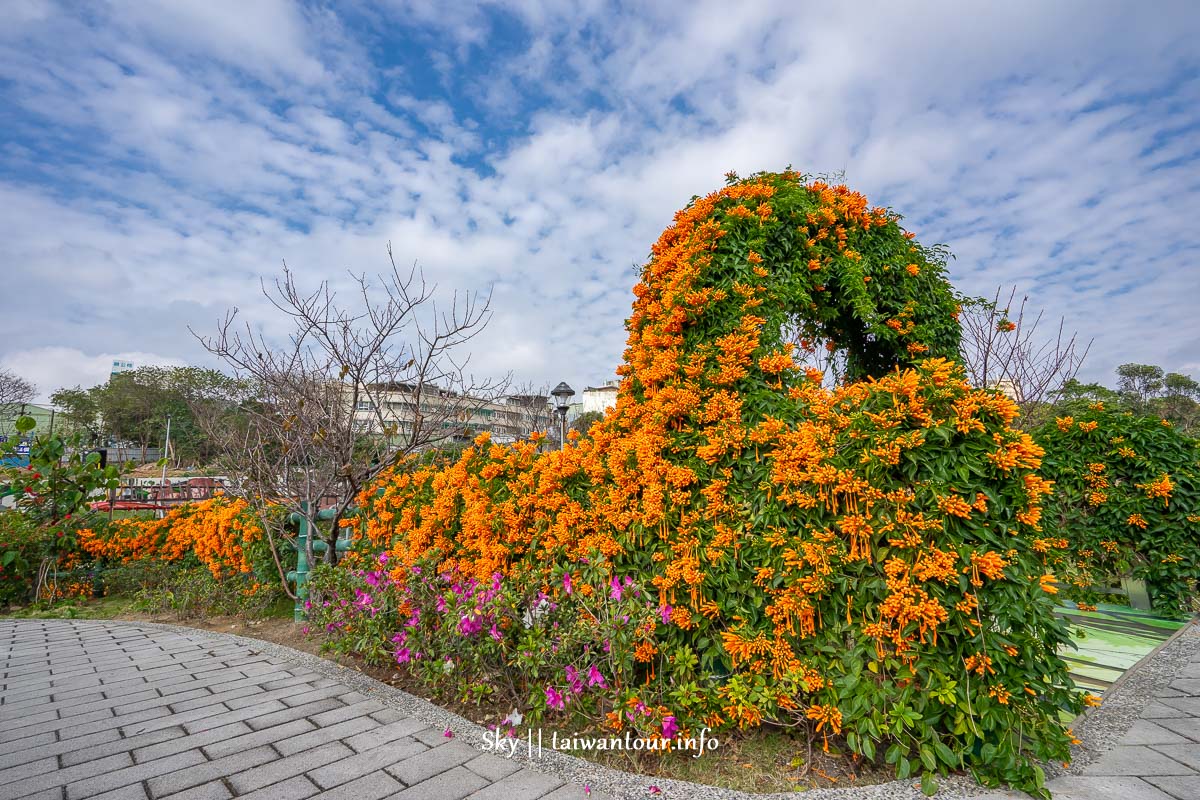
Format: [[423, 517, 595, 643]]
[[358, 170, 1082, 791]]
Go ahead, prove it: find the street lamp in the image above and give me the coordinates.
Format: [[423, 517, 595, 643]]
[[550, 382, 574, 452]]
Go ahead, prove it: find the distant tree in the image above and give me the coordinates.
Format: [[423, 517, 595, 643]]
[[1116, 363, 1166, 414], [1052, 365, 1200, 436], [958, 286, 1090, 428], [49, 367, 243, 464], [0, 370, 36, 432], [570, 410, 604, 437], [49, 387, 101, 441]]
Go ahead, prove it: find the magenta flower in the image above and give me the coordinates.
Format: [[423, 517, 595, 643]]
[[545, 686, 566, 710], [662, 715, 679, 739], [395, 647, 411, 663], [609, 576, 623, 601], [443, 727, 455, 738], [435, 596, 447, 613], [489, 624, 502, 642], [563, 572, 573, 595], [378, 552, 389, 565], [586, 665, 606, 688], [565, 666, 583, 695], [659, 604, 672, 624]]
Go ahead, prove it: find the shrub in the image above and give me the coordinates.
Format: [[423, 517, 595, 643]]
[[1037, 405, 1200, 616], [338, 171, 1087, 795]]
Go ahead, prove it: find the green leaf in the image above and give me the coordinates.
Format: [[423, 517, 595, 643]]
[[919, 744, 937, 772], [920, 773, 939, 796], [14, 416, 36, 434]]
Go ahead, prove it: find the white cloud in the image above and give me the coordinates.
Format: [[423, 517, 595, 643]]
[[1, 348, 187, 404], [0, 0, 1197, 404]]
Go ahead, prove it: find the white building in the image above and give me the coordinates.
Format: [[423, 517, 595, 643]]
[[580, 379, 619, 415]]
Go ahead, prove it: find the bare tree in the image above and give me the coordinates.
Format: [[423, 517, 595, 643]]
[[0, 369, 35, 409], [0, 369, 36, 437], [959, 286, 1091, 427], [193, 247, 506, 589], [503, 381, 554, 443]]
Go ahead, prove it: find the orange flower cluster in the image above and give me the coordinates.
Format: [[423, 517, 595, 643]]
[[78, 497, 265, 580]]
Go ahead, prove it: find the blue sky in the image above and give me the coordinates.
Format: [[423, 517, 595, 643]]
[[1, 0, 1198, 401]]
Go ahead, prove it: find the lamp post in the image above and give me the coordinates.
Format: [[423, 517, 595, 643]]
[[550, 382, 574, 452]]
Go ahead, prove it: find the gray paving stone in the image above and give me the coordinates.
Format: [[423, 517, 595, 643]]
[[1121, 720, 1194, 745], [1044, 775, 1177, 800], [178, 699, 288, 734], [88, 785, 149, 800], [0, 756, 58, 787], [369, 706, 406, 724], [145, 745, 277, 798], [312, 770, 403, 800], [0, 729, 120, 770], [343, 717, 427, 753], [1169, 678, 1200, 696], [1152, 716, 1200, 742], [0, 730, 56, 758], [240, 698, 342, 731], [386, 740, 482, 786], [308, 699, 386, 727], [1085, 745, 1196, 776], [390, 765, 490, 800], [1150, 742, 1200, 772], [133, 721, 252, 764], [465, 768, 565, 800], [157, 781, 232, 800], [230, 775, 319, 800], [226, 741, 353, 794], [60, 725, 185, 767], [1144, 701, 1192, 718], [66, 747, 208, 800], [1147, 774, 1200, 799], [307, 736, 426, 788], [1159, 696, 1200, 716], [272, 715, 378, 756], [464, 753, 523, 782], [200, 718, 315, 760], [0, 752, 133, 800], [3, 708, 115, 744]]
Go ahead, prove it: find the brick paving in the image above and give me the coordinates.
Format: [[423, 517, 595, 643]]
[[0, 621, 599, 800], [963, 630, 1200, 800]]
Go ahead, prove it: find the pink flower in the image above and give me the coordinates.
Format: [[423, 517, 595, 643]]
[[648, 787, 662, 795], [662, 716, 679, 739], [443, 728, 454, 738], [489, 624, 502, 642], [545, 686, 565, 710], [609, 576, 623, 601], [565, 666, 583, 695], [659, 604, 672, 624], [586, 664, 606, 688], [563, 572, 573, 595], [377, 552, 389, 565]]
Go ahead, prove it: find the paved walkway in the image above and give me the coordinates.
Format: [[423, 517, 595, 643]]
[[0, 620, 595, 800], [6, 619, 1200, 800]]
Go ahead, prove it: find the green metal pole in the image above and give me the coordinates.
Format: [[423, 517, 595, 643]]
[[287, 502, 310, 623]]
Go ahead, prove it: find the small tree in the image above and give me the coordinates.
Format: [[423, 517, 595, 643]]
[[194, 248, 504, 593], [958, 285, 1091, 427], [0, 370, 36, 437]]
